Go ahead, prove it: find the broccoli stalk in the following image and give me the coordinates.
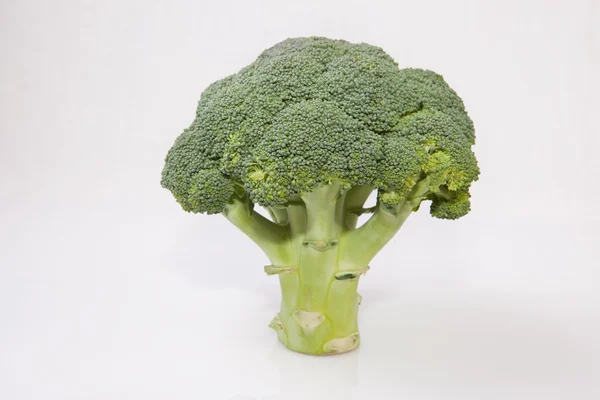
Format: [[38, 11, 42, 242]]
[[222, 179, 431, 354], [161, 37, 479, 355]]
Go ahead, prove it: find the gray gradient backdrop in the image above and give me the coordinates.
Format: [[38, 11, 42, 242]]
[[1, 0, 599, 399]]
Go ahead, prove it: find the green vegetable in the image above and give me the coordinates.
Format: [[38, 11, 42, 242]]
[[161, 37, 479, 355]]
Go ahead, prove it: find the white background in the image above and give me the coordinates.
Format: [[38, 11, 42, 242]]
[[1, 0, 599, 399]]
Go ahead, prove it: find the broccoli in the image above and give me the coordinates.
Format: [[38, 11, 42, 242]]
[[161, 37, 479, 355]]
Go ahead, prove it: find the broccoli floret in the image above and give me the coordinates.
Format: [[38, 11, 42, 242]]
[[161, 37, 480, 355]]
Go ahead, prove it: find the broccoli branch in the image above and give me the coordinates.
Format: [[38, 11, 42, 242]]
[[267, 206, 290, 226], [300, 181, 344, 242], [223, 196, 292, 265], [347, 206, 376, 216], [343, 185, 374, 230], [341, 178, 430, 267]]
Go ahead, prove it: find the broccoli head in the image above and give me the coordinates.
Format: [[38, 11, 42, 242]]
[[161, 37, 479, 355]]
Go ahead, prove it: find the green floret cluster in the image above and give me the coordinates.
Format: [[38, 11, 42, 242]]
[[245, 99, 381, 205], [161, 36, 479, 219]]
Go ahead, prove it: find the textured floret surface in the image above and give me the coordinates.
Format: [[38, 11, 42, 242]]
[[161, 37, 479, 218]]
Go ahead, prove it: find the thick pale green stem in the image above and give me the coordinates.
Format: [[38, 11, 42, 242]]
[[225, 181, 429, 355], [297, 182, 342, 309], [272, 183, 364, 355]]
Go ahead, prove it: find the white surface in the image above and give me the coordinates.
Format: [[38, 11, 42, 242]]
[[1, 0, 599, 399]]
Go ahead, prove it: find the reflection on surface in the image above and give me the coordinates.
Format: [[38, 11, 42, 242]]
[[244, 287, 599, 400], [266, 341, 359, 399]]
